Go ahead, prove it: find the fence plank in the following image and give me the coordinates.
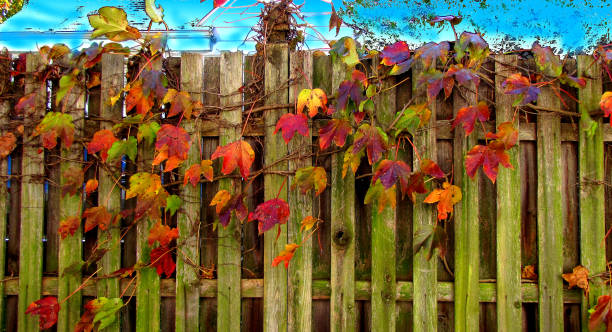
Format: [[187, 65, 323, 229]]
[[287, 50, 313, 332], [371, 60, 397, 332], [175, 53, 203, 332], [57, 60, 85, 332], [494, 54, 522, 332], [537, 84, 564, 332], [217, 51, 243, 332], [330, 58, 356, 332], [0, 49, 10, 332], [263, 43, 289, 332], [411, 60, 438, 332], [577, 55, 606, 330], [17, 53, 45, 332]]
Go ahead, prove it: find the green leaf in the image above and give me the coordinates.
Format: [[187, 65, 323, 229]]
[[137, 121, 161, 145], [88, 6, 142, 42], [581, 109, 598, 138], [107, 136, 137, 163], [166, 194, 182, 216], [56, 71, 78, 106], [330, 37, 360, 68], [358, 99, 374, 113], [145, 0, 164, 23], [92, 297, 123, 330]]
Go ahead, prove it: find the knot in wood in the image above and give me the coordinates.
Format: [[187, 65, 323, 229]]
[[332, 228, 351, 247]]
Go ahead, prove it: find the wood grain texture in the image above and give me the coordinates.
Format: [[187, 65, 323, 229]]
[[0, 50, 10, 332]]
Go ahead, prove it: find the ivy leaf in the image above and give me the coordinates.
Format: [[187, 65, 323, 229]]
[[532, 42, 563, 78], [380, 41, 413, 75], [88, 6, 142, 42], [451, 101, 490, 135], [107, 136, 137, 163], [328, 3, 342, 36], [485, 122, 518, 149], [352, 124, 388, 165], [318, 118, 352, 150], [364, 180, 397, 212], [421, 159, 445, 178], [589, 295, 612, 332], [61, 166, 84, 197], [272, 243, 300, 269], [183, 159, 214, 187], [329, 36, 360, 68], [414, 42, 449, 69], [292, 166, 327, 196], [454, 32, 490, 67], [342, 146, 363, 178], [210, 190, 248, 227], [150, 245, 175, 278], [393, 103, 431, 136], [87, 129, 118, 161], [126, 172, 169, 221], [0, 132, 16, 160], [465, 141, 513, 183], [137, 121, 161, 146], [82, 206, 112, 232], [163, 89, 196, 119], [600, 91, 612, 126], [424, 182, 462, 220], [148, 221, 179, 247], [25, 296, 60, 330], [59, 216, 80, 240], [34, 112, 75, 149], [165, 195, 182, 216], [372, 159, 411, 193], [211, 140, 255, 179], [153, 124, 191, 172], [249, 198, 290, 234], [502, 73, 541, 106], [85, 179, 99, 195], [562, 265, 589, 296], [297, 88, 327, 117], [352, 70, 369, 88], [274, 112, 309, 144]]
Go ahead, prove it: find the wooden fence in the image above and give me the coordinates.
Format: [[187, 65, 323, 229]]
[[0, 46, 611, 332]]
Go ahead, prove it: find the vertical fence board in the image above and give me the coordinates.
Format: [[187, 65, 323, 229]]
[[371, 60, 396, 332], [0, 50, 10, 331], [17, 53, 45, 332], [287, 50, 313, 332], [412, 60, 438, 332], [494, 54, 522, 332], [217, 51, 243, 332], [577, 55, 606, 330], [537, 85, 564, 332]]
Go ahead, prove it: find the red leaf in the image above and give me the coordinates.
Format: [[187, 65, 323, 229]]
[[59, 216, 80, 239], [600, 91, 612, 126], [15, 92, 36, 115], [532, 41, 563, 77], [465, 141, 513, 183], [502, 73, 541, 106], [372, 159, 411, 194], [272, 243, 300, 268], [406, 171, 427, 202], [352, 70, 368, 88], [590, 295, 612, 332], [274, 112, 309, 143], [210, 190, 248, 227], [153, 124, 191, 172], [451, 101, 490, 135], [150, 245, 175, 278], [414, 42, 449, 68], [162, 89, 196, 119], [25, 296, 59, 330], [318, 118, 352, 150], [337, 80, 365, 112], [148, 221, 179, 246], [420, 159, 445, 178], [183, 160, 214, 187], [88, 129, 118, 161], [211, 140, 255, 179], [82, 206, 112, 232], [34, 112, 75, 149], [328, 3, 342, 36], [125, 80, 154, 116], [249, 198, 290, 234], [381, 41, 411, 66], [352, 124, 388, 165]]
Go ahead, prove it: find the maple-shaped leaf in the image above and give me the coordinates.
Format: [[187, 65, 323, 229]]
[[352, 69, 369, 88], [446, 64, 480, 86], [300, 216, 322, 232], [521, 265, 537, 280], [59, 216, 80, 239], [465, 141, 513, 183], [75, 297, 123, 332], [150, 245, 175, 278], [406, 171, 428, 202], [562, 265, 589, 295], [274, 112, 309, 143], [318, 118, 352, 150], [600, 91, 612, 126], [125, 80, 154, 116], [163, 89, 196, 119], [148, 221, 179, 247], [61, 166, 84, 197], [352, 124, 388, 165], [365, 180, 397, 212], [87, 129, 118, 161], [342, 146, 363, 178], [328, 3, 342, 36], [153, 124, 191, 172], [421, 159, 445, 178], [166, 195, 182, 216], [336, 79, 366, 113], [454, 32, 490, 68], [126, 172, 169, 221], [25, 296, 60, 330], [380, 41, 413, 75], [393, 103, 431, 136], [418, 69, 454, 100], [292, 166, 328, 196], [424, 182, 462, 220], [532, 42, 563, 78], [249, 198, 290, 234], [137, 121, 161, 146], [34, 112, 75, 150], [0, 132, 16, 160], [85, 179, 99, 195], [589, 295, 612, 332], [451, 101, 490, 135], [329, 36, 360, 68], [88, 6, 141, 42], [210, 190, 248, 227], [106, 136, 138, 163], [485, 122, 518, 149], [414, 42, 449, 69], [272, 243, 300, 269], [297, 88, 327, 117], [211, 140, 255, 179], [372, 159, 411, 193], [140, 70, 168, 100], [183, 159, 214, 187], [502, 73, 541, 106], [83, 206, 112, 232]]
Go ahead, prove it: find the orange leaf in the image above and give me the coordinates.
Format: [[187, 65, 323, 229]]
[[297, 88, 327, 117], [85, 179, 99, 195], [292, 166, 327, 196], [125, 172, 169, 221], [0, 132, 16, 159], [562, 265, 589, 295], [87, 129, 117, 161], [211, 140, 255, 179], [300, 216, 321, 232], [451, 101, 490, 135], [59, 216, 80, 239], [272, 243, 300, 268], [82, 206, 112, 232], [61, 166, 84, 197], [424, 182, 462, 220], [600, 91, 612, 126], [125, 80, 154, 116], [521, 265, 537, 280], [148, 221, 179, 247], [485, 121, 518, 149], [153, 124, 191, 172], [210, 190, 247, 227]]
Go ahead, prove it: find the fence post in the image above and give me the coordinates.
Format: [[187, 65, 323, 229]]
[[0, 49, 10, 331], [494, 54, 522, 332], [577, 55, 606, 330], [217, 51, 243, 332]]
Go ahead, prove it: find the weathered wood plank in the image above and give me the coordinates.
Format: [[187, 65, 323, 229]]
[[17, 53, 45, 332], [217, 51, 243, 332], [0, 49, 11, 332], [537, 84, 564, 332], [412, 60, 438, 332], [494, 54, 522, 332], [577, 55, 606, 330], [175, 53, 203, 332], [287, 50, 313, 332], [263, 44, 289, 332]]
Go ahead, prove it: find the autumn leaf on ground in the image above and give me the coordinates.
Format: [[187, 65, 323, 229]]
[[380, 41, 413, 75], [88, 6, 141, 41], [424, 182, 462, 220], [318, 118, 352, 150], [153, 124, 191, 172], [106, 136, 138, 163], [589, 295, 612, 332], [83, 206, 112, 232], [300, 216, 322, 232], [532, 41, 563, 78], [600, 91, 612, 126], [485, 122, 519, 149], [342, 147, 362, 178], [274, 112, 309, 143], [297, 88, 327, 117], [150, 245, 175, 278], [562, 265, 589, 295], [59, 216, 80, 239], [328, 3, 342, 36], [125, 172, 169, 221], [521, 265, 537, 280], [292, 166, 327, 196], [365, 180, 397, 212], [352, 124, 388, 165], [249, 198, 290, 234], [87, 129, 118, 161], [465, 141, 513, 183], [34, 112, 75, 149], [210, 190, 248, 227], [272, 243, 300, 269], [211, 140, 255, 179], [451, 101, 490, 135], [183, 159, 214, 187], [372, 159, 411, 194], [148, 221, 179, 247], [75, 297, 123, 332], [25, 296, 60, 330], [85, 179, 99, 195], [0, 132, 16, 160], [61, 166, 84, 197], [502, 73, 541, 106], [163, 89, 196, 119]]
